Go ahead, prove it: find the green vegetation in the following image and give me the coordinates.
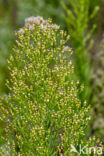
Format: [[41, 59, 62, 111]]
[[0, 17, 100, 155], [0, 0, 104, 154], [62, 0, 99, 103]]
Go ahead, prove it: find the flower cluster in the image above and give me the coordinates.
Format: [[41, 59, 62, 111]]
[[0, 17, 100, 155]]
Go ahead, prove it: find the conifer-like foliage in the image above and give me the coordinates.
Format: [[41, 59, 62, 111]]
[[0, 17, 99, 155], [62, 0, 99, 103]]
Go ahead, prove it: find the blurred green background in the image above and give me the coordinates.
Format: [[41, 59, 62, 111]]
[[0, 0, 104, 143]]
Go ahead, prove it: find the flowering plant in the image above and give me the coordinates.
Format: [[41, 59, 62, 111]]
[[0, 17, 100, 155]]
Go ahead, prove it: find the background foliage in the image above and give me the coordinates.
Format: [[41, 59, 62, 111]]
[[61, 0, 98, 103]]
